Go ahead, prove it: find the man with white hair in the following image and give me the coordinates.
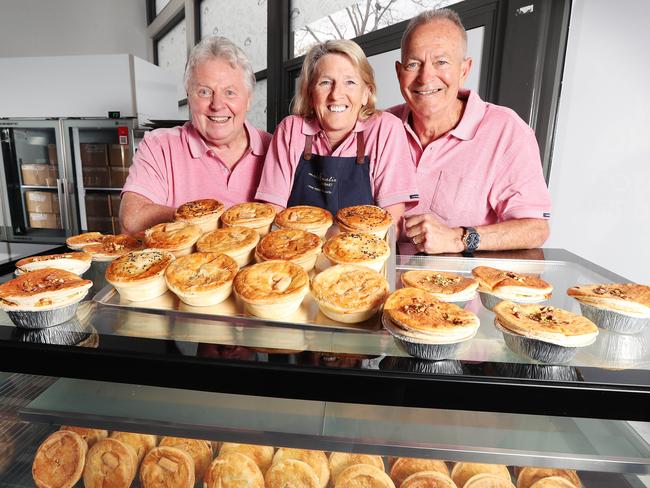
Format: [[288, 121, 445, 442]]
[[389, 9, 551, 255], [120, 36, 271, 235]]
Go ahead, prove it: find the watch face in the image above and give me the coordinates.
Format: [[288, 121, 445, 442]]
[[466, 232, 480, 252]]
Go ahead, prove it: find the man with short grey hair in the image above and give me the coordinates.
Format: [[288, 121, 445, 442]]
[[388, 9, 551, 255]]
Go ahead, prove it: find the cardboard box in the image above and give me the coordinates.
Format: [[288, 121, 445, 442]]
[[25, 191, 59, 214], [48, 144, 58, 165], [29, 212, 60, 229], [82, 166, 110, 188], [85, 194, 111, 217], [109, 144, 132, 167], [110, 194, 121, 217], [80, 143, 108, 166], [45, 166, 58, 187], [21, 164, 49, 186], [86, 216, 114, 233], [109, 166, 129, 189]]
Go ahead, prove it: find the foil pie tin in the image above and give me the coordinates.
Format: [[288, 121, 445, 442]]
[[577, 301, 649, 335], [379, 356, 464, 375], [493, 318, 589, 364], [479, 291, 546, 311], [7, 302, 81, 330], [382, 314, 475, 361], [11, 317, 89, 345]]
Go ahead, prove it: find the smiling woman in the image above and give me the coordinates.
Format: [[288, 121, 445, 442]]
[[119, 36, 272, 236], [255, 39, 419, 230]]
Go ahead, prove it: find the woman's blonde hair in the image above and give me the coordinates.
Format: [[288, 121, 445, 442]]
[[292, 39, 377, 121]]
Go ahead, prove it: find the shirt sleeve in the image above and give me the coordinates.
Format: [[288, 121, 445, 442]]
[[370, 113, 420, 208], [254, 117, 298, 207], [121, 131, 169, 205], [488, 127, 552, 221]]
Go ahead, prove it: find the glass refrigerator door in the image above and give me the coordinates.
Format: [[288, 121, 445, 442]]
[[0, 120, 73, 243], [62, 119, 135, 235]]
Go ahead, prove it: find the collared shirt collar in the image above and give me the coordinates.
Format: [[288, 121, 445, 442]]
[[399, 89, 486, 142], [300, 116, 369, 137], [186, 120, 262, 158]]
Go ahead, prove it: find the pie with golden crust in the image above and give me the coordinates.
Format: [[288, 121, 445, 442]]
[[16, 252, 92, 276], [32, 430, 87, 488], [323, 232, 390, 272], [83, 438, 137, 488], [336, 205, 392, 238], [81, 234, 143, 262], [0, 269, 92, 311], [493, 301, 598, 347], [275, 205, 333, 237], [66, 232, 106, 250], [106, 249, 175, 302], [140, 446, 195, 488], [335, 463, 395, 488], [383, 288, 480, 342], [234, 261, 309, 318], [465, 473, 516, 488], [272, 448, 329, 488], [528, 477, 577, 488], [401, 270, 478, 302], [204, 451, 264, 488], [144, 222, 202, 257], [451, 463, 511, 488], [266, 459, 320, 488], [219, 443, 274, 474], [517, 468, 581, 488], [471, 267, 552, 301], [390, 457, 449, 487], [60, 426, 108, 448], [110, 432, 158, 464], [256, 229, 322, 271], [400, 471, 456, 488], [158, 436, 212, 481], [311, 264, 389, 323], [330, 453, 385, 485], [221, 202, 276, 235], [164, 252, 237, 306], [567, 283, 650, 316], [174, 198, 225, 233], [196, 226, 260, 267]]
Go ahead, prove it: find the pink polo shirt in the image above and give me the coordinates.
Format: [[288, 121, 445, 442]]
[[387, 89, 551, 229], [122, 121, 271, 208], [255, 112, 419, 208]]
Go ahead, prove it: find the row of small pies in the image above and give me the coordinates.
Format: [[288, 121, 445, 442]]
[[32, 426, 582, 488]]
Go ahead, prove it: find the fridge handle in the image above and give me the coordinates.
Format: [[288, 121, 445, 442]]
[[56, 178, 70, 233]]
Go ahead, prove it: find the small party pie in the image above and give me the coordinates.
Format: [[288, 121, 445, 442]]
[[158, 436, 213, 481], [389, 457, 449, 487], [336, 205, 392, 238], [329, 453, 385, 485], [219, 443, 275, 475], [174, 198, 225, 233], [335, 464, 395, 488], [255, 228, 322, 271], [401, 270, 478, 303], [32, 430, 87, 488], [144, 221, 202, 257], [196, 226, 260, 267], [451, 462, 512, 488], [323, 232, 390, 272], [83, 438, 138, 488], [275, 205, 333, 238], [82, 234, 143, 262], [106, 249, 175, 302], [272, 448, 329, 488], [311, 264, 389, 323], [204, 452, 264, 488], [400, 471, 456, 488], [266, 459, 320, 488], [517, 467, 581, 488], [220, 202, 276, 236], [165, 252, 238, 306], [16, 251, 92, 276], [233, 260, 309, 319], [140, 446, 195, 488]]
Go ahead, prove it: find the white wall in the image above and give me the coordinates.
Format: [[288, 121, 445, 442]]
[[0, 0, 148, 59], [547, 0, 650, 283]]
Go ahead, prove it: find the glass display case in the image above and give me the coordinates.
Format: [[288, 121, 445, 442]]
[[0, 248, 648, 487]]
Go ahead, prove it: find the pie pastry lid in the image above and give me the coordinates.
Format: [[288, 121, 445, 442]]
[[389, 458, 449, 487], [83, 438, 137, 488], [338, 222, 389, 239], [528, 476, 578, 488], [16, 252, 92, 276], [451, 463, 512, 488], [275, 205, 333, 237], [494, 318, 584, 364], [336, 205, 392, 236], [335, 463, 394, 488], [32, 430, 87, 488], [383, 313, 475, 360], [576, 300, 650, 334], [464, 473, 516, 488], [66, 232, 106, 250], [517, 468, 581, 488]]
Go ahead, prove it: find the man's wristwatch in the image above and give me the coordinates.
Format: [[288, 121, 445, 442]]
[[461, 226, 480, 254]]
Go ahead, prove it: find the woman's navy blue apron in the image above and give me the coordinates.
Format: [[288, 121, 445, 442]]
[[286, 132, 374, 215]]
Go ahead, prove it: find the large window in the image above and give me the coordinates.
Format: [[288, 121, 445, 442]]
[[156, 19, 188, 102]]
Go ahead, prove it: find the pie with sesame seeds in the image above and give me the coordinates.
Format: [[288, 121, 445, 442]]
[[174, 198, 225, 233], [106, 249, 175, 302], [322, 232, 390, 272], [336, 205, 392, 238]]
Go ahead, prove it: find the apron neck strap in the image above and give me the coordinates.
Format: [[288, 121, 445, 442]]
[[303, 134, 313, 161], [356, 131, 365, 164]]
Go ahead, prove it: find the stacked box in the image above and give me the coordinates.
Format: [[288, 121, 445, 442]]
[[109, 167, 129, 188], [82, 167, 110, 187], [47, 144, 58, 165], [109, 144, 132, 167], [21, 164, 49, 186], [80, 143, 108, 166], [45, 166, 58, 187], [29, 212, 61, 229], [25, 191, 60, 214]]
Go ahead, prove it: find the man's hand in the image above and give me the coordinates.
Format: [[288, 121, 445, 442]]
[[404, 213, 464, 254]]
